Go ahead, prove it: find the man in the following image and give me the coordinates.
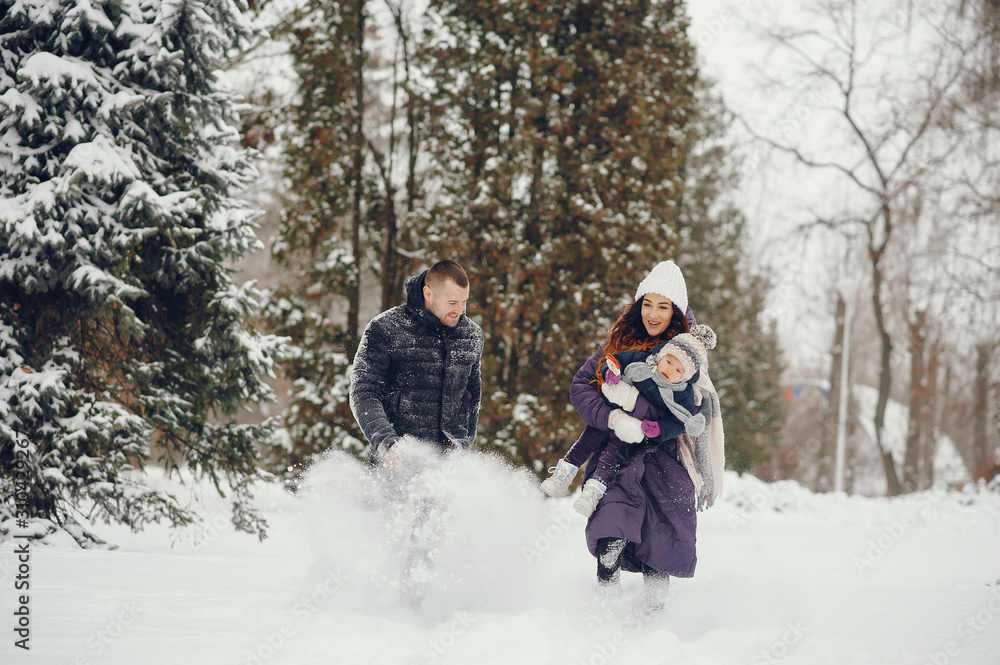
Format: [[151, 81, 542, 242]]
[[350, 258, 484, 466], [349, 260, 483, 606]]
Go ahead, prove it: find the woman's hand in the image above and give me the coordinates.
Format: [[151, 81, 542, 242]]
[[608, 409, 645, 443], [601, 381, 639, 412]]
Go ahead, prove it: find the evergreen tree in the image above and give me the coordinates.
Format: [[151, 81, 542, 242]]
[[0, 0, 283, 543], [263, 0, 368, 471], [419, 0, 697, 467], [674, 82, 785, 473], [264, 0, 425, 471]]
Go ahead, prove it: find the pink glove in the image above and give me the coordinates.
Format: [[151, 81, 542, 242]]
[[604, 368, 620, 385], [641, 420, 660, 438]]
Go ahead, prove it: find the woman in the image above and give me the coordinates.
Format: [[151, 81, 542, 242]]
[[567, 261, 718, 613]]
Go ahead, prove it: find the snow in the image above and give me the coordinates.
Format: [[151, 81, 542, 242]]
[[0, 88, 43, 127], [2, 444, 998, 665], [63, 135, 142, 185], [19, 52, 100, 89]]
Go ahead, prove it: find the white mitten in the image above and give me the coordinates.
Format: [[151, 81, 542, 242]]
[[601, 380, 639, 412], [607, 409, 645, 443]]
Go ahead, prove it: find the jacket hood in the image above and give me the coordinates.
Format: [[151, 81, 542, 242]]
[[404, 271, 427, 311], [404, 270, 461, 334]]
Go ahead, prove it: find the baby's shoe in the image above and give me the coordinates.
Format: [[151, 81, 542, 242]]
[[573, 479, 608, 517], [540, 458, 579, 497]]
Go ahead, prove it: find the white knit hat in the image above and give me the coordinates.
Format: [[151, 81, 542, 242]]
[[634, 260, 688, 313]]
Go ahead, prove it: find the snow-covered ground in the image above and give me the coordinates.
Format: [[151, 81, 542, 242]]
[[2, 447, 999, 665]]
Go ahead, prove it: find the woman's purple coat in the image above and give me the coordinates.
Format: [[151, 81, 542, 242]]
[[570, 348, 698, 577]]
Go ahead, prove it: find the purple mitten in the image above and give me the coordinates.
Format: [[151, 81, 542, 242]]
[[604, 368, 620, 385], [641, 419, 661, 438]]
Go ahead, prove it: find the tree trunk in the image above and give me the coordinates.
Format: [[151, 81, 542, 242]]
[[972, 342, 992, 479], [346, 0, 366, 360], [921, 337, 940, 489], [384, 2, 419, 309], [904, 310, 927, 492], [871, 237, 902, 496], [818, 294, 846, 491], [380, 196, 398, 311]]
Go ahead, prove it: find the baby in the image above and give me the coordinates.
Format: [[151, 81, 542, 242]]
[[541, 324, 716, 516]]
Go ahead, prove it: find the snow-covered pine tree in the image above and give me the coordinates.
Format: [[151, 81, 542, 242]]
[[419, 1, 697, 466], [0, 0, 283, 544]]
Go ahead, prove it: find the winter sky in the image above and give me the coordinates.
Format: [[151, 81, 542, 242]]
[[686, 0, 935, 375], [685, 0, 835, 374]]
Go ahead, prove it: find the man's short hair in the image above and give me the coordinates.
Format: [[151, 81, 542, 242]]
[[426, 260, 469, 290]]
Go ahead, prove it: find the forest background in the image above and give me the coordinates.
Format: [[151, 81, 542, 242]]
[[1, 0, 997, 544], [236, 0, 999, 492]]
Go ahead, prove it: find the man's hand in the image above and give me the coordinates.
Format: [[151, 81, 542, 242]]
[[381, 435, 436, 470], [382, 438, 410, 468]]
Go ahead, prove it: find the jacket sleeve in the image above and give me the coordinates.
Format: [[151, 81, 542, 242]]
[[649, 413, 688, 442], [628, 392, 688, 442], [570, 348, 615, 431], [630, 393, 662, 421], [613, 349, 654, 368], [465, 334, 483, 447], [349, 318, 399, 460]]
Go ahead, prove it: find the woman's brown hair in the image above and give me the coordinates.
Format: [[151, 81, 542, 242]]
[[594, 298, 689, 383]]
